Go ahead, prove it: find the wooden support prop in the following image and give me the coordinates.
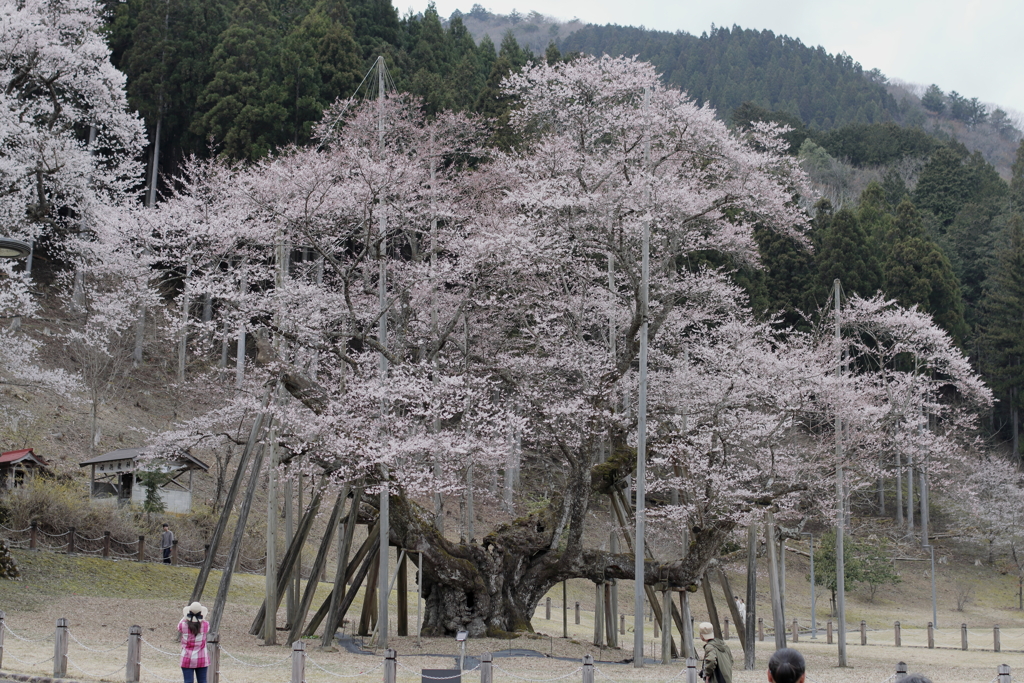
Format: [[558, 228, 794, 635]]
[[716, 568, 747, 654], [896, 661, 907, 682], [563, 582, 568, 639], [680, 591, 694, 659], [994, 625, 1001, 653], [961, 623, 968, 651], [701, 573, 722, 640], [286, 488, 345, 645], [927, 622, 934, 649], [661, 589, 672, 665], [127, 625, 141, 683], [593, 581, 604, 646], [481, 652, 493, 683], [53, 618, 68, 678], [895, 621, 901, 646], [582, 655, 594, 683], [291, 640, 306, 683], [860, 620, 866, 646], [191, 388, 273, 604], [744, 521, 757, 671], [251, 479, 328, 635], [765, 511, 785, 650], [358, 550, 381, 635], [209, 432, 269, 634], [208, 633, 221, 683], [609, 488, 678, 657], [605, 583, 616, 647], [397, 551, 408, 636], [0, 610, 5, 669], [308, 531, 380, 639], [307, 521, 378, 640], [137, 535, 145, 562]]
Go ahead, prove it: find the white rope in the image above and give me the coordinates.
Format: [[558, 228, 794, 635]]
[[4, 622, 53, 642], [141, 637, 181, 657], [140, 661, 184, 682], [39, 529, 70, 538], [307, 656, 385, 678], [0, 524, 31, 533], [220, 647, 292, 668], [5, 651, 55, 666], [67, 656, 128, 679], [593, 667, 629, 683], [494, 664, 582, 682], [68, 631, 129, 653]]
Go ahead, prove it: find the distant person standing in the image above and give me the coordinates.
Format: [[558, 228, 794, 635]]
[[699, 622, 733, 683], [733, 595, 746, 624], [161, 523, 174, 564], [178, 602, 209, 683]]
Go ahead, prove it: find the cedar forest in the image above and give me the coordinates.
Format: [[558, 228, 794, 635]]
[[3, 0, 1024, 646]]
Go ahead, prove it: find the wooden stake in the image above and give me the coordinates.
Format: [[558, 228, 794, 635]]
[[397, 551, 408, 636], [286, 489, 345, 645]]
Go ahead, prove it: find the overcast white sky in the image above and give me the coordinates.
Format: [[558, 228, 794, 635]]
[[421, 0, 1024, 116]]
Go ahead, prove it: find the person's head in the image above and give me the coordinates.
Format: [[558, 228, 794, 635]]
[[183, 601, 207, 636], [902, 676, 932, 683], [698, 622, 714, 641], [162, 523, 169, 530], [767, 648, 805, 683]]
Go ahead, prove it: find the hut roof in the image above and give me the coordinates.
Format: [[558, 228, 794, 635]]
[[79, 448, 209, 472]]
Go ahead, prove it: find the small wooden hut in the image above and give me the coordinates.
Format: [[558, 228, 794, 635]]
[[0, 449, 49, 489], [80, 447, 209, 513]]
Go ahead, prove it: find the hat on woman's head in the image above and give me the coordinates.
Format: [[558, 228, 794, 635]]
[[183, 602, 208, 622]]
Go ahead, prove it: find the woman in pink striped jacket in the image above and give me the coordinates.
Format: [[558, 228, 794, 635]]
[[178, 602, 210, 683]]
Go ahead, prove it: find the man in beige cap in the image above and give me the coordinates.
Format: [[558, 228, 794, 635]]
[[699, 622, 733, 683]]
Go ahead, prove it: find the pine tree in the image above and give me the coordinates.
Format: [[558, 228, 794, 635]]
[[193, 0, 289, 160], [883, 200, 969, 344], [1011, 140, 1024, 212], [985, 214, 1024, 459], [815, 208, 881, 302]]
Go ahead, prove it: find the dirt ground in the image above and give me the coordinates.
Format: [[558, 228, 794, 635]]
[[2, 579, 1022, 683]]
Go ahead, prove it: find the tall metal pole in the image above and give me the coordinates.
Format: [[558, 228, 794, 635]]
[[927, 544, 937, 629], [633, 86, 651, 669], [834, 279, 847, 667], [376, 55, 390, 650], [806, 533, 817, 639]]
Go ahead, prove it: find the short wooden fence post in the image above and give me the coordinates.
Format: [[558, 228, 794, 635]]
[[792, 619, 799, 643], [384, 648, 396, 683], [582, 654, 595, 683], [171, 539, 179, 566], [204, 543, 210, 562], [53, 618, 68, 678], [826, 620, 833, 645], [67, 527, 76, 555], [103, 531, 111, 558], [127, 625, 141, 683], [895, 661, 907, 682], [927, 622, 934, 649], [0, 610, 6, 669], [961, 623, 968, 651], [574, 602, 580, 625], [895, 621, 901, 647], [998, 664, 1011, 683], [546, 597, 551, 620], [30, 521, 37, 550], [685, 657, 698, 683], [757, 617, 764, 642], [994, 625, 1001, 653], [860, 620, 866, 646], [620, 614, 625, 635], [137, 535, 145, 562], [208, 633, 220, 683], [291, 640, 306, 683], [480, 652, 492, 683], [723, 618, 729, 640]]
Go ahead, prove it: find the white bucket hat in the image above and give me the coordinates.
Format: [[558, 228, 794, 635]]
[[183, 601, 208, 622]]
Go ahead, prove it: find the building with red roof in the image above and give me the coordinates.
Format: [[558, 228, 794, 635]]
[[0, 448, 49, 489]]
